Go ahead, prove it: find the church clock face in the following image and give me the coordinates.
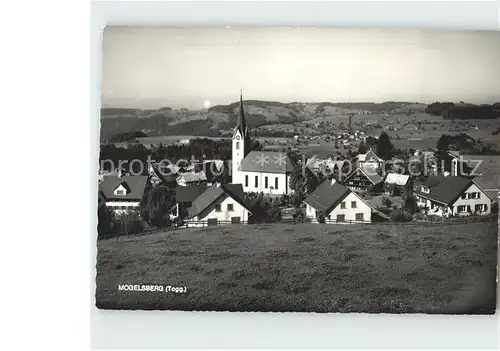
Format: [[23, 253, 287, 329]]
[[236, 135, 240, 140]]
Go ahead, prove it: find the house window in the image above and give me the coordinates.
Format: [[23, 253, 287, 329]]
[[236, 142, 240, 150], [461, 193, 467, 199], [421, 186, 430, 194], [351, 201, 357, 208], [245, 175, 248, 187], [356, 213, 364, 221], [265, 176, 268, 188], [116, 190, 125, 195], [215, 204, 222, 212], [457, 205, 470, 213], [336, 214, 345, 222], [275, 177, 278, 189], [255, 176, 258, 188], [340, 202, 346, 209], [227, 204, 234, 212], [471, 192, 480, 199]]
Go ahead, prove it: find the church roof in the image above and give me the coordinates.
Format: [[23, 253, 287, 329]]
[[235, 92, 249, 137], [238, 151, 297, 174]]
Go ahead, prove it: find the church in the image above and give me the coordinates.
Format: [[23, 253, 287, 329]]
[[231, 92, 296, 195]]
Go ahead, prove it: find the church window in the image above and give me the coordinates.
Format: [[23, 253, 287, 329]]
[[275, 177, 278, 189], [236, 142, 240, 150], [255, 176, 258, 188], [265, 176, 268, 188], [245, 175, 248, 187]]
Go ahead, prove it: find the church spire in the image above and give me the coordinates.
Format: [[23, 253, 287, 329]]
[[236, 88, 248, 137]]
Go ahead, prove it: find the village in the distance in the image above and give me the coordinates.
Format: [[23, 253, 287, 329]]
[[97, 94, 500, 236]]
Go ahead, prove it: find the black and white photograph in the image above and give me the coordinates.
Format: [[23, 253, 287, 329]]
[[95, 27, 498, 314]]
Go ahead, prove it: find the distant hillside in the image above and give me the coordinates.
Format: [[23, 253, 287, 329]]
[[99, 100, 425, 142]]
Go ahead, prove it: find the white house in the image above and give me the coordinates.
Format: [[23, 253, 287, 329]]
[[231, 92, 297, 195], [99, 175, 149, 215], [414, 175, 493, 217], [304, 179, 372, 223], [186, 183, 251, 227], [357, 149, 383, 172]]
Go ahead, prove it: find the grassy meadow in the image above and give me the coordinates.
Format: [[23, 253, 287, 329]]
[[95, 220, 498, 314]]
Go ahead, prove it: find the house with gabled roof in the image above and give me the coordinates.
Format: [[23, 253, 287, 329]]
[[414, 175, 493, 217], [99, 175, 149, 215], [174, 183, 208, 219], [231, 91, 298, 195], [357, 149, 383, 172], [303, 178, 372, 223], [342, 164, 384, 193], [384, 173, 412, 195], [186, 184, 251, 227], [176, 171, 208, 187]]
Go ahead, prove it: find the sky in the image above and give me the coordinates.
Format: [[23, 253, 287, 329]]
[[101, 27, 499, 109]]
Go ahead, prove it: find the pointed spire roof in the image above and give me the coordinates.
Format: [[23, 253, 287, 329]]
[[235, 89, 248, 137]]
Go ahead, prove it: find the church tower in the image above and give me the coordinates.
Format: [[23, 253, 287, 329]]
[[232, 90, 251, 183]]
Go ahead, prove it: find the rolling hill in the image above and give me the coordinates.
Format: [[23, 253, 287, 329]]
[[99, 100, 421, 142]]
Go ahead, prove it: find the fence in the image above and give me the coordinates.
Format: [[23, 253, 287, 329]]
[[98, 213, 498, 240]]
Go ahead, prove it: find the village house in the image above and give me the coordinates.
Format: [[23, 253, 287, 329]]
[[232, 92, 297, 195], [357, 149, 383, 172], [99, 175, 149, 215], [173, 183, 208, 219], [176, 171, 208, 187], [148, 163, 178, 188], [384, 173, 412, 195], [342, 165, 384, 193], [186, 184, 251, 227], [414, 175, 493, 217], [304, 179, 372, 223]]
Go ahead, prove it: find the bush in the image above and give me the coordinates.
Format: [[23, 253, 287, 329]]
[[316, 211, 326, 224], [390, 209, 412, 222], [381, 196, 392, 207]]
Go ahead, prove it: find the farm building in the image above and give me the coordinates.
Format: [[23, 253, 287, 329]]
[[357, 149, 383, 172], [414, 175, 493, 217], [304, 179, 372, 223], [99, 175, 149, 215], [186, 184, 251, 227], [342, 165, 384, 193]]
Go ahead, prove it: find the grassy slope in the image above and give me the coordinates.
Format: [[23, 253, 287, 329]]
[[95, 220, 498, 314]]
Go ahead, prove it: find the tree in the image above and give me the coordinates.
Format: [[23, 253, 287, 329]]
[[376, 132, 394, 160], [403, 196, 418, 214], [97, 205, 114, 237], [140, 183, 175, 228], [358, 141, 367, 154]]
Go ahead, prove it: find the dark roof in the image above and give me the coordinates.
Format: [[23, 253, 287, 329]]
[[235, 92, 249, 138], [238, 151, 297, 174], [187, 184, 249, 218], [345, 165, 383, 185], [303, 180, 351, 213], [175, 184, 208, 203], [99, 175, 149, 201], [414, 175, 472, 205], [151, 165, 177, 185]]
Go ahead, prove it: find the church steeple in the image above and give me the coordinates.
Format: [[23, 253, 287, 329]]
[[235, 88, 249, 137]]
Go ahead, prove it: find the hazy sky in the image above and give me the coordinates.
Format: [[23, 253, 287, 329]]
[[101, 27, 499, 109]]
